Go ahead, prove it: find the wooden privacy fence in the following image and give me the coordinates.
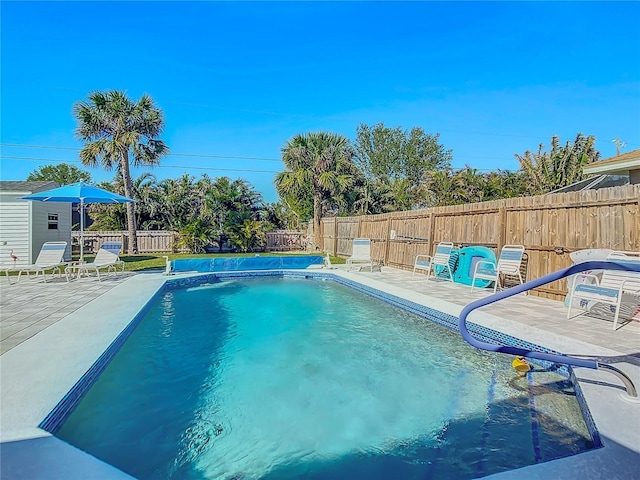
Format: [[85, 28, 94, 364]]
[[72, 230, 177, 254], [312, 184, 640, 300], [265, 230, 307, 252]]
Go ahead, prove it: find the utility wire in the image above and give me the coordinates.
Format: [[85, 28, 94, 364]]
[[1, 142, 519, 167], [0, 143, 281, 162], [1, 154, 517, 173], [0, 156, 280, 174]]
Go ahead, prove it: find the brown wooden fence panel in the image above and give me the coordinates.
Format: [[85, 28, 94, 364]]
[[265, 230, 307, 252], [309, 184, 639, 300], [72, 230, 177, 254]]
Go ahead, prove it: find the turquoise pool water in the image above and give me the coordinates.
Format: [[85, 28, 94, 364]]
[[56, 277, 593, 479]]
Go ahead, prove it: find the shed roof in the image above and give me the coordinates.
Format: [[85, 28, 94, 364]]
[[583, 148, 640, 176], [0, 181, 59, 194]]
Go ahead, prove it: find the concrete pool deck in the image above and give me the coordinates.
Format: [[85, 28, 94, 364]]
[[1, 267, 639, 478]]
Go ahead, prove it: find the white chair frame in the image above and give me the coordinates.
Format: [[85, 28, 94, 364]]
[[471, 244, 525, 293], [413, 242, 455, 282], [346, 238, 374, 272], [566, 250, 640, 330]]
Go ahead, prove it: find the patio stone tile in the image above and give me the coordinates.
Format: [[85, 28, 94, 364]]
[[0, 324, 30, 340]]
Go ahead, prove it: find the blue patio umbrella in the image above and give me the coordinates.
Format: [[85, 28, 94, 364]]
[[21, 182, 134, 261]]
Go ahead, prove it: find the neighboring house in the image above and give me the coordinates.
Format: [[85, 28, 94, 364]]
[[551, 148, 640, 193], [583, 148, 640, 184], [0, 181, 72, 265]]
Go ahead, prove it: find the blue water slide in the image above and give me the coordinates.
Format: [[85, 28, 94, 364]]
[[458, 260, 640, 398]]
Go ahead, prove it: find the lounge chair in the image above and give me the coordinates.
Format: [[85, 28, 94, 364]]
[[322, 253, 337, 269], [305, 253, 335, 270], [3, 241, 68, 284], [413, 242, 455, 282], [67, 241, 125, 281], [346, 238, 373, 271], [566, 250, 640, 330], [471, 244, 525, 293]]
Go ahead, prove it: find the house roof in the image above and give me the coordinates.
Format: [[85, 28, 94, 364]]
[[0, 181, 59, 194], [583, 148, 640, 176]]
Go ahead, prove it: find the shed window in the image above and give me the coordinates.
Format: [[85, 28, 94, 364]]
[[48, 213, 59, 230]]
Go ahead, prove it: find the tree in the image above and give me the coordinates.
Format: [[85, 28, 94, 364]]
[[26, 163, 91, 184], [226, 211, 266, 253], [73, 90, 169, 254], [175, 218, 215, 254], [353, 123, 452, 209], [264, 201, 301, 230], [515, 133, 600, 195], [156, 174, 201, 231], [276, 132, 354, 249], [86, 181, 127, 230], [481, 170, 528, 201], [351, 179, 394, 215], [199, 176, 265, 252]]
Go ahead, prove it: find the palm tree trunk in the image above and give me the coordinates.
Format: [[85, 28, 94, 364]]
[[313, 193, 322, 250], [121, 151, 138, 254]]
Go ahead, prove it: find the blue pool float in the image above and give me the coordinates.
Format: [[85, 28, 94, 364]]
[[454, 246, 497, 288]]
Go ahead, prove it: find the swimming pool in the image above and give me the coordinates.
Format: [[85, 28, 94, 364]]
[[53, 275, 595, 479]]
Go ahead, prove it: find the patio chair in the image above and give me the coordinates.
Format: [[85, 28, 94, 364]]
[[3, 241, 68, 285], [413, 242, 455, 282], [346, 238, 373, 271], [471, 244, 525, 293], [566, 250, 640, 330], [67, 241, 125, 281], [305, 253, 336, 270]]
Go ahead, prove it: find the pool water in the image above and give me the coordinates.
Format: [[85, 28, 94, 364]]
[[56, 277, 594, 479]]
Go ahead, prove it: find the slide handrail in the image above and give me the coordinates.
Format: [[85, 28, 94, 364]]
[[458, 260, 640, 397]]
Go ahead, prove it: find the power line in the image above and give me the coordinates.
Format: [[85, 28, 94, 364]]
[[2, 154, 520, 175], [1, 142, 519, 166], [0, 143, 281, 162], [0, 156, 280, 174]]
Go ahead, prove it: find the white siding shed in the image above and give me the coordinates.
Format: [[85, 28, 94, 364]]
[[0, 181, 72, 265]]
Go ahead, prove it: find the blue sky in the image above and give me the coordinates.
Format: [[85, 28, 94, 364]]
[[1, 1, 639, 203]]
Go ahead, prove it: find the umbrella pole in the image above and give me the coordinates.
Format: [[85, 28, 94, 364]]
[[80, 199, 84, 262]]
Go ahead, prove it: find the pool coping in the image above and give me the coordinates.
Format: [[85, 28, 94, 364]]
[[1, 269, 639, 479]]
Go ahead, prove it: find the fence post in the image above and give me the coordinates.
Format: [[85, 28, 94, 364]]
[[384, 216, 391, 266], [636, 196, 640, 250], [333, 217, 338, 256], [427, 212, 435, 256], [498, 206, 507, 254]]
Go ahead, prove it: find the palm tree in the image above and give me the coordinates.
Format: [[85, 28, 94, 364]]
[[73, 90, 169, 254], [201, 176, 265, 252], [515, 133, 599, 195], [276, 132, 353, 249], [158, 174, 200, 231]]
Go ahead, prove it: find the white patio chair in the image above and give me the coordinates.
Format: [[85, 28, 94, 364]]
[[413, 242, 455, 282], [3, 241, 68, 284], [67, 241, 125, 281], [566, 250, 640, 330], [346, 238, 373, 271], [471, 244, 525, 293]]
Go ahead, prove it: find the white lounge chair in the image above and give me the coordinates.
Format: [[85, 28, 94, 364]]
[[413, 242, 455, 282], [67, 241, 125, 281], [566, 250, 640, 330], [305, 253, 335, 270], [3, 241, 68, 284], [471, 244, 525, 293], [346, 238, 374, 271]]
